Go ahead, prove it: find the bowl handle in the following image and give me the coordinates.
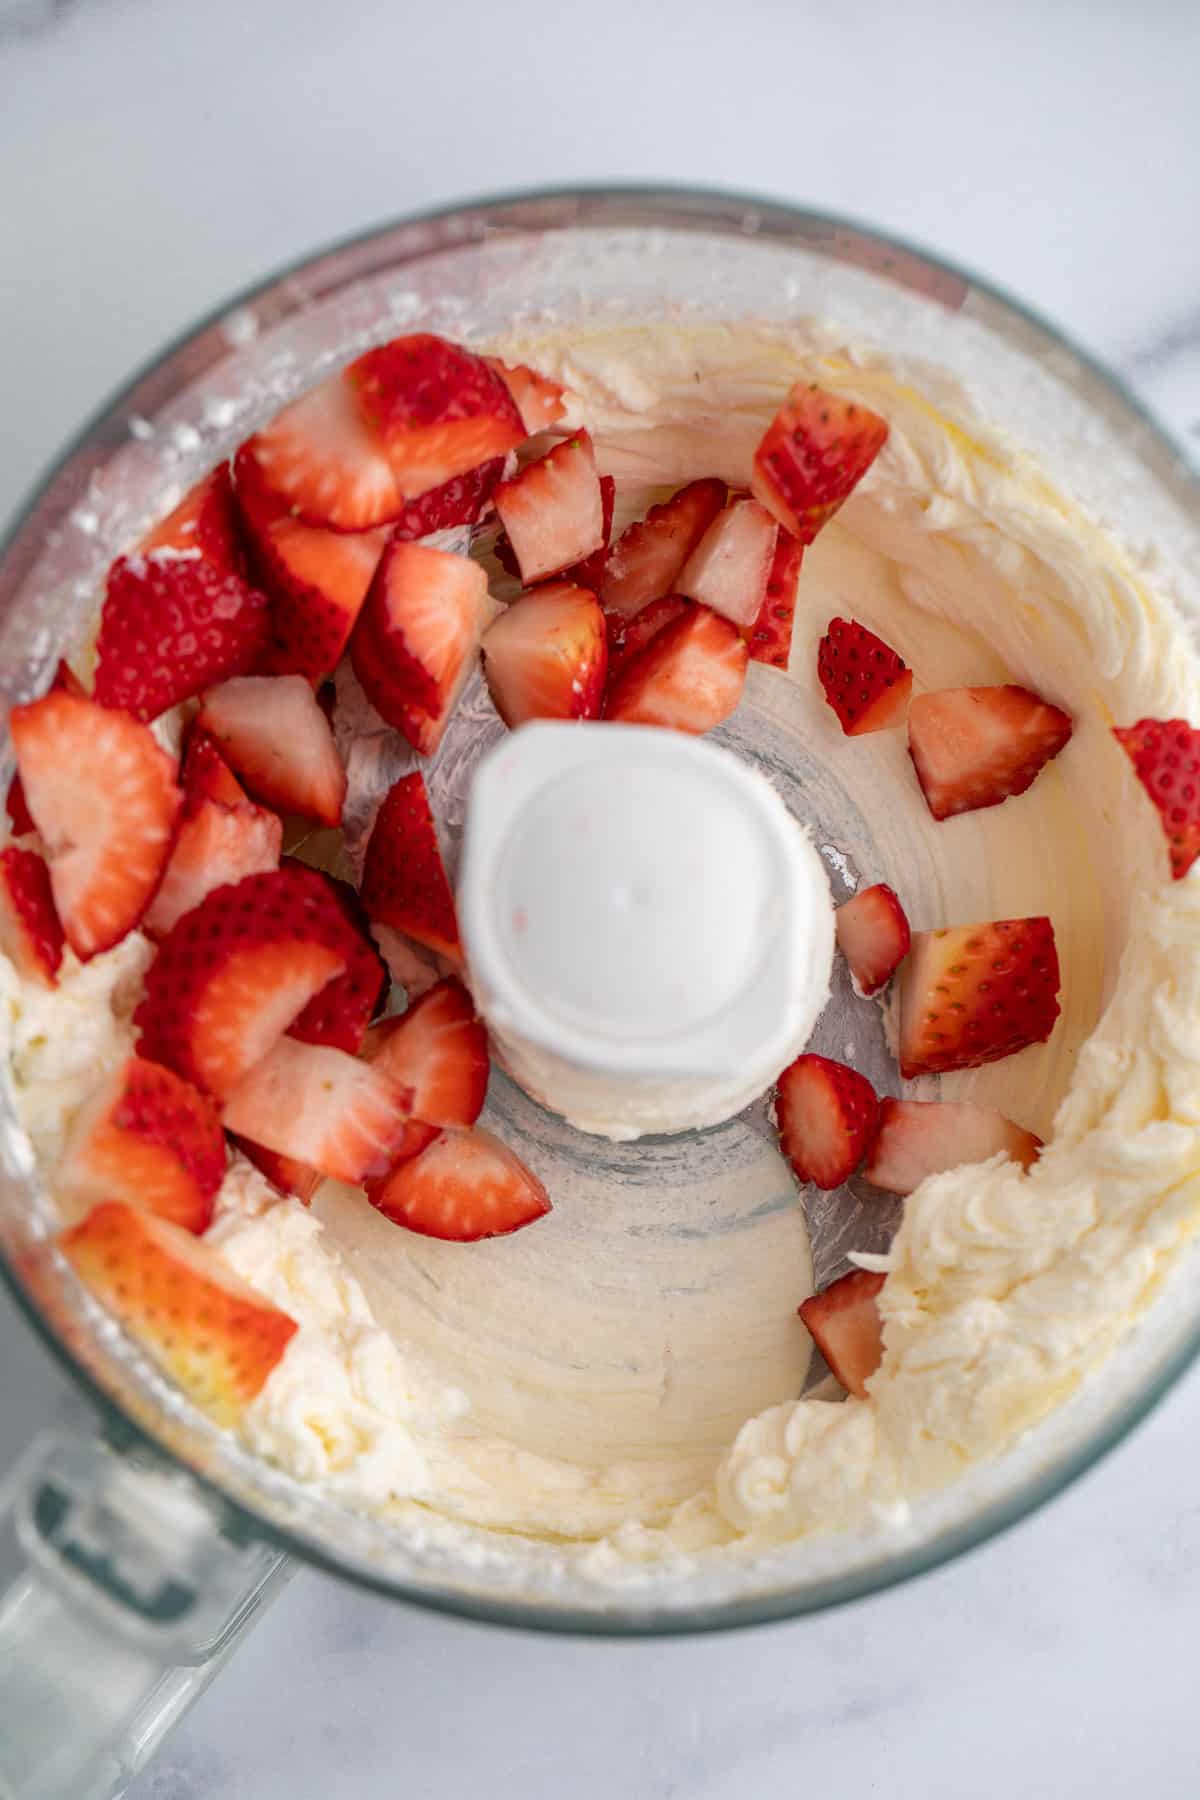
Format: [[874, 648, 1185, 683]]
[[0, 1431, 289, 1799]]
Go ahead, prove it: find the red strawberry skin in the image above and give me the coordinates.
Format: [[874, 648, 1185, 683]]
[[389, 456, 507, 542], [93, 551, 271, 723], [140, 466, 243, 567], [908, 686, 1073, 821], [361, 773, 461, 961], [348, 335, 525, 498], [1114, 718, 1200, 879], [752, 384, 888, 545], [486, 359, 567, 433], [7, 660, 83, 836], [776, 1053, 879, 1190], [604, 593, 691, 688], [285, 866, 387, 1053], [350, 538, 488, 753], [601, 479, 727, 620], [234, 1136, 325, 1205], [746, 532, 804, 670], [366, 1127, 550, 1242], [798, 1269, 885, 1398], [0, 845, 65, 986], [817, 617, 912, 735], [135, 865, 367, 1098], [898, 917, 1061, 1078]]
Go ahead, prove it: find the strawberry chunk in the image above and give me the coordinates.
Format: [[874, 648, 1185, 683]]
[[143, 734, 282, 939], [240, 371, 402, 532], [7, 660, 83, 837], [1114, 717, 1200, 880], [908, 685, 1073, 821], [366, 1127, 550, 1242], [135, 864, 368, 1099], [898, 916, 1061, 1078], [746, 531, 804, 670], [835, 882, 911, 996], [600, 478, 727, 621], [350, 539, 489, 756], [486, 358, 567, 433], [198, 675, 346, 827], [676, 497, 778, 629], [10, 692, 182, 959], [798, 1269, 885, 1398], [232, 1137, 324, 1206], [60, 1200, 296, 1426], [348, 334, 525, 500], [562, 474, 616, 594], [370, 924, 444, 1001], [361, 773, 461, 962], [775, 1053, 879, 1190], [483, 582, 607, 727], [604, 593, 691, 688], [284, 866, 386, 1054], [0, 845, 64, 986], [362, 978, 489, 1128], [234, 450, 388, 680], [56, 1055, 226, 1234], [222, 1037, 415, 1184], [493, 432, 604, 584], [389, 456, 507, 542], [94, 477, 271, 718], [605, 603, 748, 736], [753, 384, 888, 545], [865, 1097, 1042, 1195], [817, 617, 912, 736]]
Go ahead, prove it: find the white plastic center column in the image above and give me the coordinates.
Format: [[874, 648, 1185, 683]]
[[459, 723, 835, 1140]]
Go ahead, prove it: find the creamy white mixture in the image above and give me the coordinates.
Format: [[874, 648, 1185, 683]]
[[7, 321, 1200, 1572]]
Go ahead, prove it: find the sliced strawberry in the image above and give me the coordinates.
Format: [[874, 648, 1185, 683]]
[[93, 525, 271, 721], [10, 693, 182, 959], [349, 538, 489, 758], [798, 1269, 885, 1398], [234, 450, 388, 679], [604, 593, 691, 688], [284, 867, 386, 1054], [865, 1097, 1042, 1196], [348, 335, 525, 499], [676, 497, 778, 629], [752, 384, 888, 545], [389, 456, 506, 542], [240, 371, 402, 531], [775, 1053, 879, 1190], [143, 736, 282, 939], [135, 864, 367, 1099], [7, 660, 83, 837], [898, 916, 1061, 1078], [746, 531, 804, 670], [908, 685, 1073, 821], [486, 358, 567, 433], [1113, 718, 1200, 880], [222, 1037, 415, 1184], [60, 1200, 296, 1426], [362, 978, 488, 1128], [561, 474, 616, 594], [370, 925, 444, 1000], [56, 1055, 226, 1234], [360, 773, 460, 961], [232, 1136, 324, 1206], [140, 465, 243, 567], [482, 582, 607, 727], [197, 675, 346, 827], [600, 479, 727, 621], [605, 603, 748, 736], [835, 882, 911, 996], [493, 432, 604, 584], [817, 617, 912, 736], [0, 845, 64, 986], [366, 1127, 550, 1242]]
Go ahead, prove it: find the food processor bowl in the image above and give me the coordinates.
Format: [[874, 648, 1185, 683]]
[[2, 186, 1200, 1792]]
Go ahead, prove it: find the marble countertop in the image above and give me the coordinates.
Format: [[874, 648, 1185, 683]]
[[2, 1, 1199, 1794]]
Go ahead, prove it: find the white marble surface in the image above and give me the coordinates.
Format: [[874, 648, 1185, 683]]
[[2, 1, 1199, 1795]]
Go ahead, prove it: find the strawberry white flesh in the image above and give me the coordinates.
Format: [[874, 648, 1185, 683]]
[[483, 582, 607, 727], [371, 924, 444, 1000], [486, 359, 567, 433], [908, 685, 1072, 821], [143, 762, 282, 940], [676, 498, 778, 629], [600, 478, 727, 620], [798, 1269, 885, 1398], [835, 883, 911, 996], [493, 433, 604, 584], [366, 1127, 550, 1242], [362, 978, 489, 1128], [10, 692, 182, 959], [243, 372, 402, 532], [605, 604, 748, 735], [222, 1037, 416, 1184], [198, 675, 347, 827], [865, 1098, 1042, 1195], [349, 539, 489, 750], [775, 1053, 879, 1190]]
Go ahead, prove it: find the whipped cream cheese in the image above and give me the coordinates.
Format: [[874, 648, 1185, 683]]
[[9, 319, 1200, 1578]]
